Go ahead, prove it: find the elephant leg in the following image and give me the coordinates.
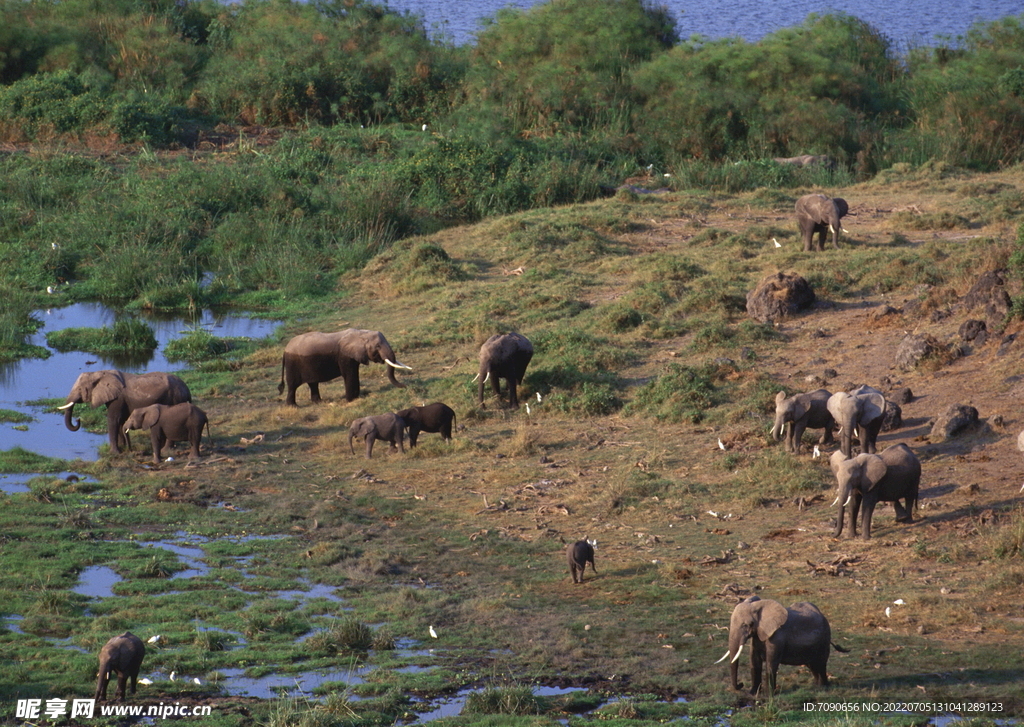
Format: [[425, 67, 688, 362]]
[[364, 433, 376, 459], [116, 673, 128, 700], [860, 499, 876, 540], [749, 653, 763, 696], [441, 421, 452, 442], [342, 360, 360, 401], [408, 425, 420, 448], [308, 382, 323, 404], [820, 425, 834, 445], [507, 378, 519, 409], [792, 421, 808, 453], [849, 495, 861, 537], [189, 430, 202, 459], [810, 658, 829, 687]]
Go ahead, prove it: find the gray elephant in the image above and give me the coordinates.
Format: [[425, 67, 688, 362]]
[[567, 539, 597, 584], [771, 389, 834, 453], [716, 596, 847, 695], [476, 332, 533, 409], [279, 329, 411, 406], [124, 402, 209, 464], [827, 385, 885, 458], [95, 631, 145, 701], [348, 413, 407, 459], [394, 402, 456, 447], [58, 370, 192, 454], [830, 443, 920, 539], [796, 194, 849, 251]]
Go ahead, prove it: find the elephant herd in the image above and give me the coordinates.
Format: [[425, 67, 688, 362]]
[[772, 383, 920, 541], [59, 329, 534, 464]]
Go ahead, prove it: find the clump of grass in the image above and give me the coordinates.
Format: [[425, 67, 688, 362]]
[[193, 628, 228, 652], [0, 447, 70, 474], [164, 329, 254, 365], [463, 685, 540, 716], [0, 409, 33, 424], [607, 469, 675, 512], [362, 241, 470, 295], [46, 318, 157, 356], [307, 618, 376, 655], [625, 363, 718, 423], [988, 507, 1024, 559]]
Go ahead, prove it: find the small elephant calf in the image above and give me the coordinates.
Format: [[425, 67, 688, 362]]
[[95, 631, 145, 702], [348, 413, 407, 459], [567, 539, 597, 583], [124, 402, 209, 464], [394, 402, 456, 447]]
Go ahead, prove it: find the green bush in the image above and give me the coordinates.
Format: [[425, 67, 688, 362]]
[[625, 363, 718, 423]]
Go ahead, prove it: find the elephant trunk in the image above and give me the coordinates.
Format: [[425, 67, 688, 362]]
[[771, 414, 784, 442], [385, 361, 406, 389], [60, 401, 81, 431], [728, 632, 744, 690], [834, 484, 849, 537], [348, 430, 356, 456]]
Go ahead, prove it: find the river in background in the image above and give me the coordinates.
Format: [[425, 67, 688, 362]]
[[0, 304, 281, 461], [385, 0, 1023, 49]]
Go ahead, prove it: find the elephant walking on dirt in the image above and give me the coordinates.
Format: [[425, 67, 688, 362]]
[[476, 332, 533, 409], [796, 194, 849, 251], [715, 596, 847, 695], [830, 443, 920, 539], [348, 413, 408, 459], [124, 402, 209, 464], [95, 632, 145, 701], [772, 389, 834, 454], [58, 370, 192, 454], [279, 329, 411, 406]]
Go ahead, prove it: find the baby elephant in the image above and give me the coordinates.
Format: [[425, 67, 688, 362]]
[[348, 413, 407, 459], [124, 402, 209, 464], [567, 539, 597, 583], [95, 631, 145, 701], [394, 402, 456, 447]]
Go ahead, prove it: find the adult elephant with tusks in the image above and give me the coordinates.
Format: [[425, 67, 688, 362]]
[[715, 596, 848, 695], [827, 385, 885, 458], [279, 329, 411, 406], [771, 389, 834, 454], [830, 443, 920, 539], [796, 193, 849, 251], [59, 370, 192, 454], [475, 332, 533, 409]]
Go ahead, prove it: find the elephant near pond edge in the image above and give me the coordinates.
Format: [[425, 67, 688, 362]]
[[95, 631, 145, 702], [59, 370, 192, 454], [124, 402, 209, 464], [716, 596, 848, 696], [476, 332, 533, 409], [279, 329, 411, 406]]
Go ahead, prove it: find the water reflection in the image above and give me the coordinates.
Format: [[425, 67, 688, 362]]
[[0, 303, 281, 460]]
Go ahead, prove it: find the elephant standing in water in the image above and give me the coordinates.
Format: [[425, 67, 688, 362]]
[[95, 632, 145, 701], [279, 329, 411, 406], [715, 596, 847, 695], [476, 332, 533, 409], [59, 370, 192, 454], [796, 194, 849, 251]]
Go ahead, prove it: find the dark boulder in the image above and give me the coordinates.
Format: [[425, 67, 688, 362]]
[[745, 272, 815, 324], [930, 404, 980, 442]]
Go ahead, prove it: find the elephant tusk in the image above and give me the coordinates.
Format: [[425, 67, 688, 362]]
[[483, 372, 490, 384], [714, 649, 732, 664], [472, 373, 480, 383], [831, 496, 839, 507], [731, 644, 744, 663], [829, 223, 836, 234], [844, 495, 852, 507], [57, 402, 75, 410], [385, 358, 412, 371]]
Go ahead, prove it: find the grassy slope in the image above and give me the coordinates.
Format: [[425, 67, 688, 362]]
[[2, 160, 1023, 725]]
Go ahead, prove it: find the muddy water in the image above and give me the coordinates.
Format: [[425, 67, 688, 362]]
[[0, 303, 281, 460]]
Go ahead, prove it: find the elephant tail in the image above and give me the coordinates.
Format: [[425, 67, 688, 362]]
[[831, 641, 850, 653]]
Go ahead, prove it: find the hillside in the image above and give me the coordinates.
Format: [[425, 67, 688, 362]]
[[3, 160, 1024, 726]]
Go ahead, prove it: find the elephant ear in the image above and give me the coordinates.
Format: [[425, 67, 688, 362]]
[[860, 392, 885, 423], [834, 198, 849, 218], [862, 454, 888, 491], [756, 600, 789, 641], [141, 406, 161, 429], [791, 398, 808, 420], [90, 372, 126, 406], [775, 391, 786, 406], [826, 392, 847, 422]]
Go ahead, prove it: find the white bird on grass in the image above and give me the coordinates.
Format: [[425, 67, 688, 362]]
[[139, 678, 153, 685], [193, 677, 201, 685], [773, 238, 782, 248], [147, 634, 162, 644], [884, 607, 891, 618], [525, 402, 531, 415], [537, 392, 542, 403], [169, 671, 177, 682], [813, 445, 821, 459], [718, 438, 726, 451], [893, 599, 905, 606], [46, 286, 55, 294], [429, 625, 438, 639]]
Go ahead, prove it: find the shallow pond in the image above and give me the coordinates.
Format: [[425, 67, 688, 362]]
[[0, 303, 281, 460], [0, 471, 96, 495], [72, 565, 123, 598], [218, 666, 370, 699]]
